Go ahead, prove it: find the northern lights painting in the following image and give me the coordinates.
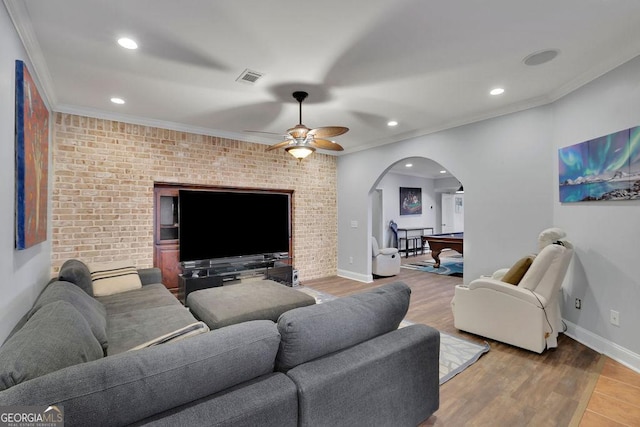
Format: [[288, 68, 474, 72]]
[[559, 126, 640, 202], [15, 60, 49, 249]]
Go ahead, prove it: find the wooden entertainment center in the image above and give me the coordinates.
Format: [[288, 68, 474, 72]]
[[153, 183, 294, 296]]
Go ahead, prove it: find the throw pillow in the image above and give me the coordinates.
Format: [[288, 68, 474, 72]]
[[501, 256, 535, 285], [28, 281, 108, 351], [0, 301, 103, 391], [58, 259, 94, 296], [90, 261, 142, 297]]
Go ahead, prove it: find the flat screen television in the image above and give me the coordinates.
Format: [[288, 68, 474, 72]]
[[178, 189, 291, 262]]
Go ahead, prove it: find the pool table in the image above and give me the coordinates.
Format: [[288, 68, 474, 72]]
[[421, 232, 463, 268]]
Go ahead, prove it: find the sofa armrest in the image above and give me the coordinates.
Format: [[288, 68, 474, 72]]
[[0, 320, 280, 426], [137, 268, 163, 286], [287, 324, 440, 426], [468, 278, 546, 306], [276, 282, 410, 371]]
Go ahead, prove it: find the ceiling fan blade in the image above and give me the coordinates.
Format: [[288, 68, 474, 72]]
[[309, 139, 344, 151], [308, 126, 349, 138], [266, 140, 293, 151]]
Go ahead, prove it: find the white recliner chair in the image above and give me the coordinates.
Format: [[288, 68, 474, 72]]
[[372, 236, 401, 277], [451, 228, 573, 353]]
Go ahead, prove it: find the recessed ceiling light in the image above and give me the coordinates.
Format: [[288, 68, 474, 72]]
[[110, 97, 125, 104], [405, 163, 413, 168], [117, 37, 138, 50], [523, 49, 559, 66], [490, 88, 505, 96], [387, 120, 398, 127], [440, 170, 447, 174]]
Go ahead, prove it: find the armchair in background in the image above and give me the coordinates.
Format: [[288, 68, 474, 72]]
[[451, 228, 573, 353], [372, 236, 401, 277]]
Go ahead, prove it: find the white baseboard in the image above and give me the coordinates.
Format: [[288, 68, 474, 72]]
[[563, 319, 640, 374], [337, 269, 373, 283]]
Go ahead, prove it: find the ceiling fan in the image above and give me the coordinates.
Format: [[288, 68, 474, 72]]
[[265, 91, 348, 159]]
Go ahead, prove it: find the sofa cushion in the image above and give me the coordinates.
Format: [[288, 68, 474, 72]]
[[0, 301, 103, 391], [134, 373, 298, 427], [275, 281, 411, 371], [29, 281, 108, 351], [96, 283, 182, 316], [501, 256, 535, 285], [58, 259, 94, 296], [90, 261, 142, 296], [0, 321, 281, 426], [106, 305, 199, 355]]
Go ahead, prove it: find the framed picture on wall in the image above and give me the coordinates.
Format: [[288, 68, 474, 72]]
[[399, 187, 422, 215], [15, 59, 49, 250]]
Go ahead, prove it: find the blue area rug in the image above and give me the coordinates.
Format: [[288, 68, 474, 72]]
[[297, 286, 489, 384], [401, 257, 463, 277]]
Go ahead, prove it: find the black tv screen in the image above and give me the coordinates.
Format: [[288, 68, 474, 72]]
[[178, 189, 290, 262]]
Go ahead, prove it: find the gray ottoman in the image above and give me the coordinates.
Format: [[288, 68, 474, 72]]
[[186, 279, 316, 329]]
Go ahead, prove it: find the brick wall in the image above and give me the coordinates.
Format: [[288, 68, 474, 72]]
[[52, 113, 337, 281]]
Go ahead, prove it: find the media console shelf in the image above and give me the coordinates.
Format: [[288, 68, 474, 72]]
[[178, 255, 293, 303]]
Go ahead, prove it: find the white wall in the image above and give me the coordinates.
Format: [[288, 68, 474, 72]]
[[337, 106, 554, 285], [0, 4, 52, 343], [338, 54, 640, 371], [551, 55, 640, 365]]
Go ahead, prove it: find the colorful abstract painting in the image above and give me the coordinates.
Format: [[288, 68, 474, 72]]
[[559, 126, 640, 202], [15, 60, 49, 249]]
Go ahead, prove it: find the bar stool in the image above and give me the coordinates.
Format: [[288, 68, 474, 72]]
[[407, 236, 422, 257]]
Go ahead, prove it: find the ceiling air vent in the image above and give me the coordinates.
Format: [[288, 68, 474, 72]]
[[236, 69, 264, 85]]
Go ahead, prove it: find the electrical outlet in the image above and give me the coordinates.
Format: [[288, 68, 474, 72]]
[[575, 298, 581, 309], [349, 257, 353, 264], [610, 310, 620, 326]]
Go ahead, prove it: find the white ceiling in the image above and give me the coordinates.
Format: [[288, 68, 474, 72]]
[[6, 0, 640, 157]]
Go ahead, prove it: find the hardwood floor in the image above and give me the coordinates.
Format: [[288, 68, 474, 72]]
[[301, 252, 640, 426], [579, 357, 640, 426]]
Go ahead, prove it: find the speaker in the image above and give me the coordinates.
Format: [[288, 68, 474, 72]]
[[292, 269, 300, 287]]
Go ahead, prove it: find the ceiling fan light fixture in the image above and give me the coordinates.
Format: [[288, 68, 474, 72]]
[[286, 145, 315, 159], [265, 91, 347, 157]]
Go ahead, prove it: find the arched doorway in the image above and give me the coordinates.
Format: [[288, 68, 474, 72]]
[[370, 156, 463, 256]]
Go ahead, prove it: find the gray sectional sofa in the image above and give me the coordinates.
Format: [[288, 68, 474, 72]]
[[0, 259, 440, 426]]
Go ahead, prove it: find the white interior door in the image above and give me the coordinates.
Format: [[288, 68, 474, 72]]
[[441, 193, 455, 233]]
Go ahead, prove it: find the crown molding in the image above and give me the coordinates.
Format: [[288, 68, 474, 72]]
[[54, 103, 277, 145], [3, 0, 57, 107], [547, 47, 640, 104]]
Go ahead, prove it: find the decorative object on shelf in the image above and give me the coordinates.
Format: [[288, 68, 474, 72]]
[[456, 185, 464, 194], [264, 91, 348, 160], [15, 60, 50, 250], [559, 125, 640, 202], [399, 187, 422, 215]]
